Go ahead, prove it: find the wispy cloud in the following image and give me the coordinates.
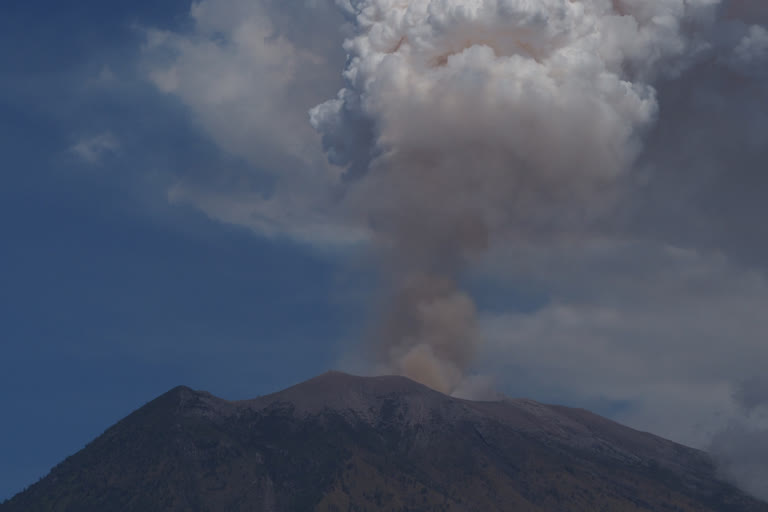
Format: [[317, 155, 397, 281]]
[[139, 0, 347, 245], [478, 240, 768, 449], [70, 132, 119, 164]]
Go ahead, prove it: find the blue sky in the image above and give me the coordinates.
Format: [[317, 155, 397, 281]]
[[2, 0, 768, 503], [0, 0, 358, 499]]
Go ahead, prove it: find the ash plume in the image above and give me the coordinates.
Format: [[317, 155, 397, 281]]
[[310, 0, 716, 394]]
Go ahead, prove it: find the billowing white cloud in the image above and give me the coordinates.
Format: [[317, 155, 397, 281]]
[[310, 0, 723, 395], [142, 1, 768, 499]]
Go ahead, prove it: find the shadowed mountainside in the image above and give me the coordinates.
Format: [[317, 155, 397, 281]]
[[2, 371, 767, 511]]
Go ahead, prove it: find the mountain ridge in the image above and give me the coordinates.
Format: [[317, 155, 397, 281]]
[[2, 371, 766, 511]]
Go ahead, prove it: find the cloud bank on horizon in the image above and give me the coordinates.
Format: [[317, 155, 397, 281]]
[[141, 0, 768, 500]]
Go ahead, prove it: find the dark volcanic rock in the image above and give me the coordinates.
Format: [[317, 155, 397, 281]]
[[2, 371, 767, 511]]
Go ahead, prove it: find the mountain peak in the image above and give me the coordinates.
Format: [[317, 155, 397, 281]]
[[285, 370, 441, 393], [3, 372, 766, 512], [238, 371, 454, 424]]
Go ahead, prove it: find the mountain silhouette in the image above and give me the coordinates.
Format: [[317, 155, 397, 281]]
[[2, 371, 766, 511]]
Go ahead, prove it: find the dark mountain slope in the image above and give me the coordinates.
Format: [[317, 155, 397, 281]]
[[2, 371, 766, 511]]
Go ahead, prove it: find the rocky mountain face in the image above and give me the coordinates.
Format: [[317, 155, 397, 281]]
[[2, 371, 766, 512]]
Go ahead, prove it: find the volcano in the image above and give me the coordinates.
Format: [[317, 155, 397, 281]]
[[2, 371, 766, 511]]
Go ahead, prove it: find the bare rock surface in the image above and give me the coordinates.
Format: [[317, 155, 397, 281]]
[[2, 371, 766, 512]]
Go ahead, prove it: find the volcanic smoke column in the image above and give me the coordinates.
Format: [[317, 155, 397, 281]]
[[311, 0, 715, 394]]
